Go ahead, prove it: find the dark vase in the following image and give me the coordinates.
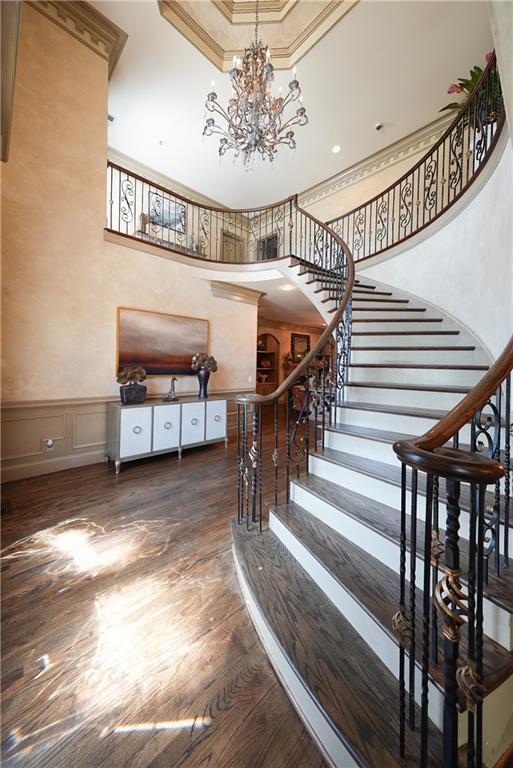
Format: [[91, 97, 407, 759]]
[[197, 367, 210, 399], [119, 383, 147, 405]]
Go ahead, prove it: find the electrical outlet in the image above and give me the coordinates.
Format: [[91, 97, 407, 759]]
[[43, 438, 54, 451], [248, 375, 253, 383]]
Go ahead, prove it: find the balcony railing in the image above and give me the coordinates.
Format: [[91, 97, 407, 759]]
[[328, 53, 505, 262]]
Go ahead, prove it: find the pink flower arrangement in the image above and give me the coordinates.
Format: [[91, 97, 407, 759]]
[[440, 51, 496, 114]]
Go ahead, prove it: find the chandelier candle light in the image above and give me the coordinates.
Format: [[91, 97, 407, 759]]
[[202, 0, 308, 163]]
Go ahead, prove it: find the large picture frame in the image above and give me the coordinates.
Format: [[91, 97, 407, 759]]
[[116, 307, 209, 375], [148, 190, 186, 233]]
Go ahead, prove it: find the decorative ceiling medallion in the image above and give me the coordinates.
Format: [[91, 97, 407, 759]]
[[158, 0, 358, 71]]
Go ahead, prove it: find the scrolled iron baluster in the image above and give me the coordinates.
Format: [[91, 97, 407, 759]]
[[353, 211, 364, 254], [505, 375, 511, 568], [375, 198, 388, 243], [120, 177, 135, 225], [399, 180, 413, 232], [431, 475, 443, 665], [392, 461, 409, 758], [448, 125, 464, 192], [424, 156, 438, 212], [435, 478, 468, 768]]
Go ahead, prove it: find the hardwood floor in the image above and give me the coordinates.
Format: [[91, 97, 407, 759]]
[[1, 410, 326, 768]]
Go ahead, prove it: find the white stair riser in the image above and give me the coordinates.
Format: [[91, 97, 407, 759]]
[[345, 385, 465, 410], [309, 454, 511, 557], [352, 310, 430, 321], [352, 302, 413, 311], [324, 430, 399, 465], [348, 367, 484, 388], [351, 348, 483, 365], [269, 511, 445, 733], [352, 333, 460, 347], [270, 510, 513, 765], [352, 321, 445, 332], [291, 478, 513, 651], [333, 404, 474, 443]]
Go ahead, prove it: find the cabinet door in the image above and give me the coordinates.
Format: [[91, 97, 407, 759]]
[[120, 407, 152, 458], [181, 402, 205, 446], [206, 400, 227, 441], [153, 404, 180, 452]]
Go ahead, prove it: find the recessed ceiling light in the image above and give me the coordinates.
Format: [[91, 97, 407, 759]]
[[280, 284, 295, 291], [332, 144, 341, 154]]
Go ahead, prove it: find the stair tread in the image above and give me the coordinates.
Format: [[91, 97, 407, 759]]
[[352, 318, 443, 323], [347, 380, 472, 394], [340, 400, 452, 419], [351, 330, 459, 335], [306, 452, 513, 612], [232, 520, 444, 768], [351, 345, 476, 351], [349, 363, 488, 370], [272, 501, 513, 697], [352, 307, 426, 312]]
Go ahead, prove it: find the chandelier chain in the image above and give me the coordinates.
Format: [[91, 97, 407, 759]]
[[202, 0, 308, 164]]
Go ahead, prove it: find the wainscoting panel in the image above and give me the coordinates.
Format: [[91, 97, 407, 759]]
[[1, 392, 251, 483]]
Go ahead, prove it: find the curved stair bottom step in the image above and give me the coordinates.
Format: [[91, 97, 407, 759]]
[[232, 521, 444, 768]]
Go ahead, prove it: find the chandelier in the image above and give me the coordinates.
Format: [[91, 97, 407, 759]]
[[202, 0, 308, 163]]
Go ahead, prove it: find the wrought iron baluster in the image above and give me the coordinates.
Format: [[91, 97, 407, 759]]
[[420, 474, 433, 767], [408, 467, 418, 728], [505, 374, 511, 568]]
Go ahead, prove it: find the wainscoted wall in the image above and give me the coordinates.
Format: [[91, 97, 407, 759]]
[[1, 392, 249, 483], [1, 5, 258, 481]]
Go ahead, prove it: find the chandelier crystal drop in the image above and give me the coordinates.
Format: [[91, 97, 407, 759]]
[[202, 0, 308, 164]]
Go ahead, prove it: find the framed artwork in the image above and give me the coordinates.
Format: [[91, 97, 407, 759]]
[[117, 307, 209, 375], [149, 191, 186, 233], [291, 333, 310, 358]]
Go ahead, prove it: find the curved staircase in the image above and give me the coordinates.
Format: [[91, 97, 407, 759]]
[[233, 265, 513, 767]]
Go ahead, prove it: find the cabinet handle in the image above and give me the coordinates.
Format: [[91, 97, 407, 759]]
[[214, 415, 222, 422], [164, 421, 173, 430], [133, 426, 143, 435], [191, 418, 199, 426]]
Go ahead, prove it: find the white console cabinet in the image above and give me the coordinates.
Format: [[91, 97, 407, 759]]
[[107, 397, 228, 474]]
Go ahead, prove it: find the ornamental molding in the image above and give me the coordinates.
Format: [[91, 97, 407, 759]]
[[210, 281, 265, 305], [27, 1, 127, 77], [158, 0, 357, 71], [214, 0, 297, 25], [299, 114, 454, 209]]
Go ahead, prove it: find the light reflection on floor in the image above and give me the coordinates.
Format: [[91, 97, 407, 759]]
[[1, 517, 177, 580], [1, 518, 207, 765]]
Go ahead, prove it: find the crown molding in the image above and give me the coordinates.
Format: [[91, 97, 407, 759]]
[[210, 281, 265, 305], [1, 1, 21, 162], [26, 1, 127, 77], [299, 114, 454, 209], [159, 0, 357, 72]]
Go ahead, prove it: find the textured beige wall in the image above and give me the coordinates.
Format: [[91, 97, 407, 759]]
[[1, 5, 257, 405]]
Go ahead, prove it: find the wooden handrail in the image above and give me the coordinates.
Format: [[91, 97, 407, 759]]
[[394, 335, 512, 481], [417, 335, 513, 451], [236, 196, 355, 405]]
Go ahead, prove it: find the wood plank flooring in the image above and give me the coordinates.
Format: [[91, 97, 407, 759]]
[[1, 409, 325, 768]]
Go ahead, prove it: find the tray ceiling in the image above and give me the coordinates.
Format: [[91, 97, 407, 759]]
[[158, 0, 357, 70]]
